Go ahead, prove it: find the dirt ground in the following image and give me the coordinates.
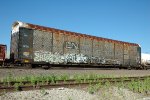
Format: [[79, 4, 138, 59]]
[[0, 67, 149, 79]]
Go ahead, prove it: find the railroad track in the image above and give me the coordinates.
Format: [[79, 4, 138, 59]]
[[0, 76, 149, 93]]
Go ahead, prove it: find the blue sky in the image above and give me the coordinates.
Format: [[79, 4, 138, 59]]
[[0, 0, 150, 55]]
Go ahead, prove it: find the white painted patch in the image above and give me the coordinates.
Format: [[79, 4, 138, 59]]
[[12, 21, 28, 34]]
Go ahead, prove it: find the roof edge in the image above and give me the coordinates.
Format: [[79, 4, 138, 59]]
[[12, 21, 140, 47]]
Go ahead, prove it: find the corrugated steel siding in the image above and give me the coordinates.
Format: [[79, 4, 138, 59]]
[[92, 39, 101, 64], [104, 41, 114, 59], [129, 45, 140, 66], [53, 32, 64, 55], [80, 37, 92, 56], [106, 41, 115, 64], [99, 40, 105, 59], [33, 30, 52, 62], [63, 34, 82, 63], [123, 44, 130, 66], [63, 33, 79, 54], [115, 43, 123, 65], [92, 39, 100, 57], [80, 36, 92, 63], [53, 32, 64, 63]]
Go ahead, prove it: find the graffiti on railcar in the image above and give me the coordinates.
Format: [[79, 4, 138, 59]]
[[34, 51, 63, 63], [34, 50, 121, 65], [34, 51, 88, 63], [65, 42, 79, 49]]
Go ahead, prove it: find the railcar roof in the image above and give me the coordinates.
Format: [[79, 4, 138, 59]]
[[0, 44, 6, 46], [12, 21, 140, 47]]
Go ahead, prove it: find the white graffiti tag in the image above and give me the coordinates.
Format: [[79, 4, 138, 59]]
[[34, 51, 121, 65], [34, 51, 64, 63], [34, 51, 88, 64]]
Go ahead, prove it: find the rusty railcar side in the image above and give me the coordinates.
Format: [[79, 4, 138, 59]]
[[0, 44, 6, 66], [11, 21, 141, 68]]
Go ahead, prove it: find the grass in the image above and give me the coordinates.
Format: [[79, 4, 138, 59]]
[[88, 83, 102, 94], [14, 83, 22, 91], [115, 77, 150, 94], [68, 96, 72, 100], [1, 74, 150, 94], [87, 77, 150, 95], [126, 78, 150, 94], [59, 74, 69, 81], [1, 73, 112, 83]]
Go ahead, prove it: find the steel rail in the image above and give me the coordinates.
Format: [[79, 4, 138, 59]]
[[0, 76, 149, 93]]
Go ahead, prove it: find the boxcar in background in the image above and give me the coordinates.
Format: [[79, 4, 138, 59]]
[[0, 44, 6, 66], [10, 21, 141, 69]]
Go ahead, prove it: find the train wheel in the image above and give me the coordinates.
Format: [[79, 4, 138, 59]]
[[23, 64, 32, 68], [143, 66, 148, 70], [42, 65, 50, 70], [31, 64, 36, 68], [127, 66, 131, 70], [140, 65, 147, 70]]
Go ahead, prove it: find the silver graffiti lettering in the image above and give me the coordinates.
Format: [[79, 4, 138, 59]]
[[34, 51, 121, 65]]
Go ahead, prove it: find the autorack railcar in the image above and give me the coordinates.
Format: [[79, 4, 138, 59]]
[[10, 21, 141, 69]]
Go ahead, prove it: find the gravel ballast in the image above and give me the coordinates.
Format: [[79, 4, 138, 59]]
[[0, 87, 149, 100], [0, 88, 98, 100]]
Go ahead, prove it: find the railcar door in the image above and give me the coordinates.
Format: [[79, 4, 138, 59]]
[[19, 27, 33, 63]]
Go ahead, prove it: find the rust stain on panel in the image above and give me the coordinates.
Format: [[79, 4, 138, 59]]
[[27, 22, 140, 47]]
